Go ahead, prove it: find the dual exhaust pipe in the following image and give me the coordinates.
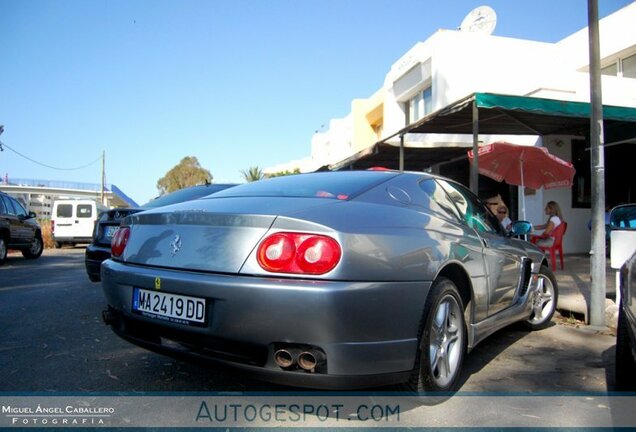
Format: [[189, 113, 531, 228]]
[[274, 347, 325, 372]]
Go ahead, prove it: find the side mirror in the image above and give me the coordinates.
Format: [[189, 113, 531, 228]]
[[511, 220, 532, 235], [28, 211, 37, 219]]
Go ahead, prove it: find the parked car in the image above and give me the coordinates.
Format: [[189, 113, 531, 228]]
[[52, 199, 107, 248], [0, 191, 44, 265], [85, 183, 237, 282], [100, 170, 557, 391], [616, 248, 636, 390], [614, 205, 636, 391]]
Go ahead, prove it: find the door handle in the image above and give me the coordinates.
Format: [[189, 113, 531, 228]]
[[482, 238, 490, 248]]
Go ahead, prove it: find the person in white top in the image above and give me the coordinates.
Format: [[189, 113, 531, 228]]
[[531, 201, 563, 247], [496, 205, 512, 232], [485, 194, 513, 232]]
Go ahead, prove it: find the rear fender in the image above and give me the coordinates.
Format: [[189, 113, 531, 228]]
[[435, 262, 476, 348]]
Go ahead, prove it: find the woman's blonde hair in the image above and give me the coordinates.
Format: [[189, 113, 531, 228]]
[[546, 201, 563, 220]]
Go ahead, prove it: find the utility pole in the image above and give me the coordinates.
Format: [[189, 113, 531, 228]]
[[470, 101, 479, 194], [588, 0, 607, 328], [101, 150, 106, 206]]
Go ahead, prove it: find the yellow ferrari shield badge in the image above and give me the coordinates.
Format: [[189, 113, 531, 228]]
[[154, 277, 161, 290]]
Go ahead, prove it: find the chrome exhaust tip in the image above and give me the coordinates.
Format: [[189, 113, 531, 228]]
[[102, 309, 116, 325], [274, 349, 297, 369], [298, 351, 323, 371]]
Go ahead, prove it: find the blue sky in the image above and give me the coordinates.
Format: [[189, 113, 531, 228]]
[[1, 0, 633, 205]]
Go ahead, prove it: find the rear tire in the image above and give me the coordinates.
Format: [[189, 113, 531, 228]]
[[0, 235, 7, 265], [615, 303, 636, 390], [88, 272, 101, 283], [54, 241, 62, 249], [524, 265, 558, 330], [403, 277, 467, 392], [22, 234, 44, 259]]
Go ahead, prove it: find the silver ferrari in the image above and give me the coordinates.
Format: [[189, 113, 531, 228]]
[[101, 170, 557, 391]]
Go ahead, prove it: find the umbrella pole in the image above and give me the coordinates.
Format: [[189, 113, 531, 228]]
[[519, 158, 526, 220]]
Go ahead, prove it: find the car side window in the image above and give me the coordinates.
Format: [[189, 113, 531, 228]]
[[11, 197, 28, 218], [2, 195, 17, 216], [436, 179, 502, 234], [418, 179, 462, 222], [0, 196, 6, 215]]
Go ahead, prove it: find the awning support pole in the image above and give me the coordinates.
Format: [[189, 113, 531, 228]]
[[399, 134, 404, 171], [471, 100, 479, 194]]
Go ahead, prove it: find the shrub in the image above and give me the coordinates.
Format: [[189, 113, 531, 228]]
[[39, 219, 56, 249]]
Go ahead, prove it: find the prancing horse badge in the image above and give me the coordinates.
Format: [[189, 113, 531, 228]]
[[170, 234, 182, 257]]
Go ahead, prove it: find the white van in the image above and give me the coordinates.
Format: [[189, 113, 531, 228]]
[[51, 199, 107, 247]]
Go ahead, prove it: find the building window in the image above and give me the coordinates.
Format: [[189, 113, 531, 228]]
[[623, 53, 636, 79], [601, 53, 636, 79], [405, 86, 433, 125], [601, 63, 618, 76]]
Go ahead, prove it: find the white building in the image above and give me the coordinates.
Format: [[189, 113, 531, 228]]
[[273, 2, 636, 254], [0, 178, 138, 219]]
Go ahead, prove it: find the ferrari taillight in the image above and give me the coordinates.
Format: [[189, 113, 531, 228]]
[[111, 227, 130, 258], [257, 232, 341, 275]]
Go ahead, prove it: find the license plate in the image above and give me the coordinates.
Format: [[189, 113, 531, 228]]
[[132, 288, 206, 326], [104, 226, 119, 239]]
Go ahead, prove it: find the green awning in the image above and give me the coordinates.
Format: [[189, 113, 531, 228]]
[[325, 92, 636, 172], [475, 93, 636, 121], [400, 92, 636, 139]]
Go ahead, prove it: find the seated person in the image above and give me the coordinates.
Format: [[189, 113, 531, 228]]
[[496, 205, 512, 232], [530, 201, 563, 247], [485, 194, 512, 232]]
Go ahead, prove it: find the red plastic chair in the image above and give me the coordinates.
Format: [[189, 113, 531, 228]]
[[532, 222, 567, 271]]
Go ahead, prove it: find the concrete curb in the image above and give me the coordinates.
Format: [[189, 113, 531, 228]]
[[554, 254, 618, 328]]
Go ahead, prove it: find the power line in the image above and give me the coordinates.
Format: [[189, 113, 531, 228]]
[[0, 140, 102, 171]]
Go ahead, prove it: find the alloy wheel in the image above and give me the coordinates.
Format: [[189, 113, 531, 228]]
[[428, 294, 463, 388], [528, 273, 555, 325]]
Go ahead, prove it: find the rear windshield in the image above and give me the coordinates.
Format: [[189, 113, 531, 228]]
[[143, 184, 236, 209], [77, 204, 93, 218], [211, 171, 398, 200], [56, 204, 73, 218], [610, 205, 636, 229]]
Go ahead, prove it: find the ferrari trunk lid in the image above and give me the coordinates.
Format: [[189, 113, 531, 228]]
[[118, 211, 275, 273], [116, 196, 338, 273]]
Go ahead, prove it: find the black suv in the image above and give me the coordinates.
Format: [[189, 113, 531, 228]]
[[0, 191, 44, 265]]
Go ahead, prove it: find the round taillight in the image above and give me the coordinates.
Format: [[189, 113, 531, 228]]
[[257, 232, 341, 275], [111, 227, 130, 258], [296, 236, 341, 274], [257, 233, 296, 271]]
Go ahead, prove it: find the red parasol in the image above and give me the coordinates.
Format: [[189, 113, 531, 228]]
[[468, 141, 575, 219]]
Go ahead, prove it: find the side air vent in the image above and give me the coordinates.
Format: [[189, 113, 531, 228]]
[[518, 258, 532, 298]]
